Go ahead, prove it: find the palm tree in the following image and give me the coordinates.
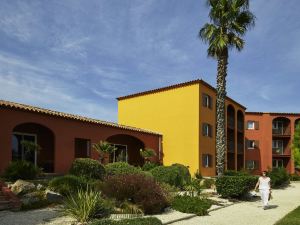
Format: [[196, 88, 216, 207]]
[[199, 0, 255, 176], [92, 141, 117, 163]]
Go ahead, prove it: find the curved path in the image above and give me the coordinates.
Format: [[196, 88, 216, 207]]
[[171, 182, 300, 225]]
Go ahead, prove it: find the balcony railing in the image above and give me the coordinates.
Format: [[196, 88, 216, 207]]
[[272, 128, 290, 136], [272, 148, 284, 155]]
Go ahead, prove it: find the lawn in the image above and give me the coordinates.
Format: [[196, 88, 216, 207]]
[[275, 206, 300, 225]]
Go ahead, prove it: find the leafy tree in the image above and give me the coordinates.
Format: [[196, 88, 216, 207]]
[[199, 0, 255, 176], [92, 141, 117, 163], [292, 123, 300, 168]]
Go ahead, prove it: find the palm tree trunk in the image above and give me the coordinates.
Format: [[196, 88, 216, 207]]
[[216, 50, 228, 177]]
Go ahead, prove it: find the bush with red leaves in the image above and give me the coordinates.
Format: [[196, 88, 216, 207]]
[[101, 174, 169, 214]]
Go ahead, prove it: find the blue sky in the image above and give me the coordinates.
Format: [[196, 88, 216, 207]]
[[0, 0, 299, 122]]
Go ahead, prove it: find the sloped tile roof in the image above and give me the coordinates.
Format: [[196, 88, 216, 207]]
[[0, 99, 162, 135]]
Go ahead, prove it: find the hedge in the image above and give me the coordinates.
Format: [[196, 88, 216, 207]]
[[216, 175, 257, 198]]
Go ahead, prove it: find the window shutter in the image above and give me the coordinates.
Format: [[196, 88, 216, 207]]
[[246, 121, 249, 130], [245, 139, 249, 148], [254, 161, 259, 169], [209, 96, 213, 109], [209, 125, 212, 137], [255, 140, 259, 148], [202, 94, 206, 107], [202, 154, 206, 167], [208, 154, 212, 167], [202, 123, 206, 136], [255, 121, 259, 130]]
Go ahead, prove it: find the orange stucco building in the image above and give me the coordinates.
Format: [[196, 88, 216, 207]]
[[0, 100, 162, 175], [245, 112, 300, 174]]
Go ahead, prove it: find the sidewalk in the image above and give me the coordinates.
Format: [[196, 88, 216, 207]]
[[170, 182, 300, 225]]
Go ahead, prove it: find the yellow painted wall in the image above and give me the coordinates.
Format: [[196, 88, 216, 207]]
[[118, 84, 200, 174]]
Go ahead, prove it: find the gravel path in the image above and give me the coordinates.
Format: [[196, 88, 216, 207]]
[[170, 182, 300, 225], [0, 207, 75, 225]]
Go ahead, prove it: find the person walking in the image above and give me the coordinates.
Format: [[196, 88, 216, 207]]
[[255, 171, 271, 210]]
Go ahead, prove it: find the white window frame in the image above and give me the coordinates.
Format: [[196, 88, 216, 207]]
[[247, 121, 255, 130]]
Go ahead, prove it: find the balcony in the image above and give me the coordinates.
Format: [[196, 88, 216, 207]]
[[272, 128, 290, 136], [272, 148, 291, 157], [237, 143, 244, 153], [227, 141, 235, 153], [237, 121, 244, 132], [227, 117, 235, 129]]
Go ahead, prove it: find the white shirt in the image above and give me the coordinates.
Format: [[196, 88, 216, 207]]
[[259, 177, 270, 190]]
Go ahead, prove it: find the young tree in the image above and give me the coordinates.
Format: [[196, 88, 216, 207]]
[[292, 124, 300, 168], [92, 141, 117, 163], [199, 0, 255, 176]]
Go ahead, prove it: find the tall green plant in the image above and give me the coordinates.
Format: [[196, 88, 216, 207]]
[[199, 0, 255, 176], [63, 187, 112, 223], [92, 141, 117, 163], [140, 148, 156, 162], [292, 123, 300, 168]]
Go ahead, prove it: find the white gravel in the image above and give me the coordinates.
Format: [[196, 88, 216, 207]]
[[169, 182, 300, 225]]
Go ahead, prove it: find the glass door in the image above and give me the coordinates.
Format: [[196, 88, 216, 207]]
[[12, 133, 37, 165]]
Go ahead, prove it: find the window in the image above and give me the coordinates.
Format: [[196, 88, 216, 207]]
[[272, 121, 283, 129], [247, 140, 259, 149], [12, 132, 37, 165], [202, 154, 212, 168], [110, 144, 128, 163], [202, 123, 212, 137], [75, 138, 91, 158], [246, 160, 258, 170], [202, 93, 212, 109], [273, 159, 284, 168], [247, 121, 255, 129]]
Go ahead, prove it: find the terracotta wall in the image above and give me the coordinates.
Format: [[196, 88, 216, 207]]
[[0, 107, 161, 174]]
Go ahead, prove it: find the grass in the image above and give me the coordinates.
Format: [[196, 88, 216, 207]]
[[275, 206, 300, 225]]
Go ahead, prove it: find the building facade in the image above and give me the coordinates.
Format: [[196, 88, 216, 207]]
[[245, 112, 300, 174], [0, 100, 162, 175], [118, 79, 246, 176]]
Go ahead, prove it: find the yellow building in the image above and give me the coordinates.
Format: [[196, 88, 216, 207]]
[[118, 79, 246, 176]]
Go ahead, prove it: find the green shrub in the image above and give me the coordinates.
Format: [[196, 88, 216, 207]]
[[90, 217, 162, 225], [150, 164, 190, 188], [216, 176, 257, 198], [142, 162, 160, 171], [101, 174, 169, 214], [184, 178, 202, 197], [63, 187, 113, 223], [105, 162, 142, 176], [4, 160, 40, 181], [171, 195, 212, 216], [201, 178, 216, 189], [48, 175, 87, 196], [171, 164, 191, 185], [290, 173, 300, 181], [268, 168, 290, 187], [224, 170, 249, 176], [69, 158, 106, 180]]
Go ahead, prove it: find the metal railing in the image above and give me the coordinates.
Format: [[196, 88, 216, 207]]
[[272, 128, 290, 135]]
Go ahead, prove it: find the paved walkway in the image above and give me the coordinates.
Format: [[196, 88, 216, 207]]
[[170, 182, 300, 225]]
